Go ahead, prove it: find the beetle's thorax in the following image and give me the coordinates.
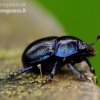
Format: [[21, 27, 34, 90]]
[[55, 37, 78, 57]]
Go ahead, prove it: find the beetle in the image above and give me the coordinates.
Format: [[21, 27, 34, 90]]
[[9, 35, 100, 84]]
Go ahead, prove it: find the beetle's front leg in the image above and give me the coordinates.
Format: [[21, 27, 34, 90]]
[[85, 58, 95, 74], [41, 61, 57, 86], [68, 63, 89, 81]]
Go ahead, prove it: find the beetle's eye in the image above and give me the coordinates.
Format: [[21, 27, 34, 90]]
[[88, 47, 93, 52]]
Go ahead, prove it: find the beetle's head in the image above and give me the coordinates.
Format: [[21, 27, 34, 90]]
[[78, 35, 100, 56]]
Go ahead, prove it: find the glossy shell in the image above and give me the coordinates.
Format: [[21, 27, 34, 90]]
[[22, 36, 58, 67]]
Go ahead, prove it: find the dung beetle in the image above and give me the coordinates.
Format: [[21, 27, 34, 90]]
[[9, 35, 100, 84]]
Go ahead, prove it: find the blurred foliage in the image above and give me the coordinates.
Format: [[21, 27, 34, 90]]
[[31, 0, 100, 86]]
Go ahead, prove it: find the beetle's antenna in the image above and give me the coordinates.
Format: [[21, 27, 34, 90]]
[[91, 34, 100, 45]]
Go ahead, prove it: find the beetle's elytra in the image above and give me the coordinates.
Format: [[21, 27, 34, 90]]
[[9, 35, 100, 85]]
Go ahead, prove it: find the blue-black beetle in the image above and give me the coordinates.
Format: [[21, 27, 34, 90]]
[[9, 35, 100, 84]]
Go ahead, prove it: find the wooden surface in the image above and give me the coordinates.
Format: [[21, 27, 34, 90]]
[[0, 61, 100, 100]]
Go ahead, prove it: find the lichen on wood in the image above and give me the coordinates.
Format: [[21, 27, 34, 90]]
[[0, 56, 100, 100]]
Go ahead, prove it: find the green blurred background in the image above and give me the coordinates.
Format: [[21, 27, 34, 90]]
[[33, 0, 100, 86]]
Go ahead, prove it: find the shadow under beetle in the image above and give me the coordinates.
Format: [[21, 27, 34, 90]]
[[9, 35, 100, 85]]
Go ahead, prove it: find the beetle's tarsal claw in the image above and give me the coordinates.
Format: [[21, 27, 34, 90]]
[[79, 73, 90, 81], [5, 73, 15, 80], [41, 80, 51, 86], [8, 71, 19, 79], [41, 78, 52, 86], [8, 73, 15, 79]]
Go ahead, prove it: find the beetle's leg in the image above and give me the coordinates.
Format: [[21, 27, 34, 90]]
[[84, 58, 98, 83], [41, 61, 57, 85], [48, 61, 57, 81], [37, 64, 42, 77], [85, 58, 95, 74], [8, 66, 33, 79], [68, 63, 89, 80]]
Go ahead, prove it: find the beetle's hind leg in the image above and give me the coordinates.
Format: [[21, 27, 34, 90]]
[[41, 61, 57, 86], [8, 66, 33, 79], [68, 63, 90, 81]]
